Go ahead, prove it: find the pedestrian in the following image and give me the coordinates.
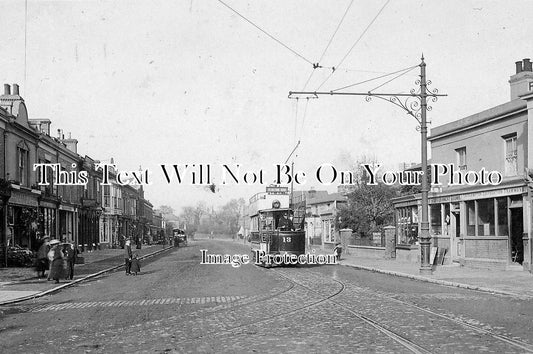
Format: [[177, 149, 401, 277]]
[[48, 239, 65, 284], [35, 236, 50, 278], [333, 243, 342, 261], [124, 239, 132, 275], [64, 243, 76, 280], [130, 253, 141, 275]]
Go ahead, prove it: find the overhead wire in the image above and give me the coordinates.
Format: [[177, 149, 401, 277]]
[[216, 0, 313, 65], [317, 0, 355, 66], [301, 0, 355, 92], [293, 98, 299, 144], [331, 64, 418, 92], [368, 65, 418, 92], [295, 0, 355, 162], [315, 0, 392, 91], [298, 98, 310, 141], [24, 0, 28, 90]]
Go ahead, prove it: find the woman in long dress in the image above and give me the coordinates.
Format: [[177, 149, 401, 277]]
[[48, 240, 65, 283]]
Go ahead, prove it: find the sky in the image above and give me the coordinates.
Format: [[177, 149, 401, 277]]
[[1, 0, 533, 213]]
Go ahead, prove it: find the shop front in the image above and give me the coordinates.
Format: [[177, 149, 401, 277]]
[[393, 183, 529, 269], [8, 188, 40, 251]]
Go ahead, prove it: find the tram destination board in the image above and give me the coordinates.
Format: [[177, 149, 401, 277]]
[[266, 186, 289, 195]]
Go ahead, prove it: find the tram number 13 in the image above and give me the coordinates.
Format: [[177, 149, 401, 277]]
[[282, 236, 292, 243]]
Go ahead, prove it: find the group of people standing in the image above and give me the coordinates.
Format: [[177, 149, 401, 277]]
[[35, 236, 77, 283], [124, 239, 141, 275]]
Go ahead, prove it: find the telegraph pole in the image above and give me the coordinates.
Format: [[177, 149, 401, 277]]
[[289, 56, 445, 275]]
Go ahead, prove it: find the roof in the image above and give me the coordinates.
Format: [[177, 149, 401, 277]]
[[429, 99, 526, 141], [292, 189, 328, 200], [307, 192, 347, 205]]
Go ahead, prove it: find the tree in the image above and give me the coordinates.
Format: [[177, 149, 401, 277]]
[[338, 182, 398, 237], [158, 205, 175, 217], [336, 155, 399, 238]]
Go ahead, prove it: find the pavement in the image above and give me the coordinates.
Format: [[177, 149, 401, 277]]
[[0, 244, 174, 305], [310, 245, 533, 299]]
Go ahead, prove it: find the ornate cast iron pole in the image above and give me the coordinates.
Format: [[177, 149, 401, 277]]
[[418, 57, 432, 274], [288, 56, 445, 275]]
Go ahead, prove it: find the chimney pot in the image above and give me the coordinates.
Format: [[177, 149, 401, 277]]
[[4, 84, 11, 95], [516, 61, 523, 74], [12, 84, 19, 95], [523, 58, 532, 72]]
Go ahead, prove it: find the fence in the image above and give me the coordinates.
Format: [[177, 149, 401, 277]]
[[348, 232, 385, 248]]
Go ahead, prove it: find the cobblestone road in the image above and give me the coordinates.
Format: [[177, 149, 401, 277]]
[[1, 239, 532, 353]]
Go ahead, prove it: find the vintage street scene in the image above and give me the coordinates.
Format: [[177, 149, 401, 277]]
[[1, 1, 533, 353]]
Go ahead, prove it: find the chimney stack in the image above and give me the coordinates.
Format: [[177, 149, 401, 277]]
[[12, 84, 19, 95], [4, 84, 10, 95], [62, 133, 78, 154], [516, 61, 523, 74], [524, 58, 532, 72], [509, 58, 533, 100]]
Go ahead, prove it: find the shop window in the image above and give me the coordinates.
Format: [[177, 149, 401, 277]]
[[477, 199, 495, 236], [396, 206, 418, 245], [466, 201, 476, 236], [430, 204, 441, 235], [456, 147, 467, 171], [497, 197, 508, 236], [504, 134, 518, 176]]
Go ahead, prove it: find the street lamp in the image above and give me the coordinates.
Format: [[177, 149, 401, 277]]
[[288, 56, 446, 275]]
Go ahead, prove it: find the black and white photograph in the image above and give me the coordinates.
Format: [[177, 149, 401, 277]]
[[1, 0, 533, 353]]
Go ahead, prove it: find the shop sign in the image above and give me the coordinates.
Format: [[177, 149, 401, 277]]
[[431, 186, 525, 203]]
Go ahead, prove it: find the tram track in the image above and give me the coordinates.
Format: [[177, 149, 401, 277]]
[[172, 265, 431, 353], [303, 268, 533, 353], [274, 268, 430, 354], [150, 264, 347, 347], [162, 256, 430, 353]]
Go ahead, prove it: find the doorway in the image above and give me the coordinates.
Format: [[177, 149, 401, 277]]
[[450, 210, 461, 261], [510, 208, 523, 264]]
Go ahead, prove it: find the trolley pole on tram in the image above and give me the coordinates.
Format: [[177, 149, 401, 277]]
[[288, 56, 446, 275]]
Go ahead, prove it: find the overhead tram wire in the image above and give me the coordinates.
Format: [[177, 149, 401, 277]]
[[315, 0, 392, 91], [331, 64, 419, 92], [367, 65, 418, 92], [317, 0, 355, 66], [24, 0, 28, 89], [298, 97, 310, 141], [216, 0, 313, 66], [295, 0, 354, 145], [301, 0, 355, 92], [293, 97, 299, 144]]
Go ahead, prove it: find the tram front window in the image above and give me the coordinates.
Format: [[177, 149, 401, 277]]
[[276, 212, 294, 231], [260, 214, 274, 230]]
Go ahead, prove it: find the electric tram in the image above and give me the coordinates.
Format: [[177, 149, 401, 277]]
[[248, 186, 305, 267], [172, 228, 187, 246]]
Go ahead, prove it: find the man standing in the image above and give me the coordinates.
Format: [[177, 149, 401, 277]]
[[278, 212, 294, 231], [64, 243, 76, 280], [124, 239, 132, 275]]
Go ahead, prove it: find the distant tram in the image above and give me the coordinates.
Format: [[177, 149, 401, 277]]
[[249, 186, 305, 267], [172, 228, 187, 246]]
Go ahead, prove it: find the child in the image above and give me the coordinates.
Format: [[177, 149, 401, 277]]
[[130, 253, 141, 275]]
